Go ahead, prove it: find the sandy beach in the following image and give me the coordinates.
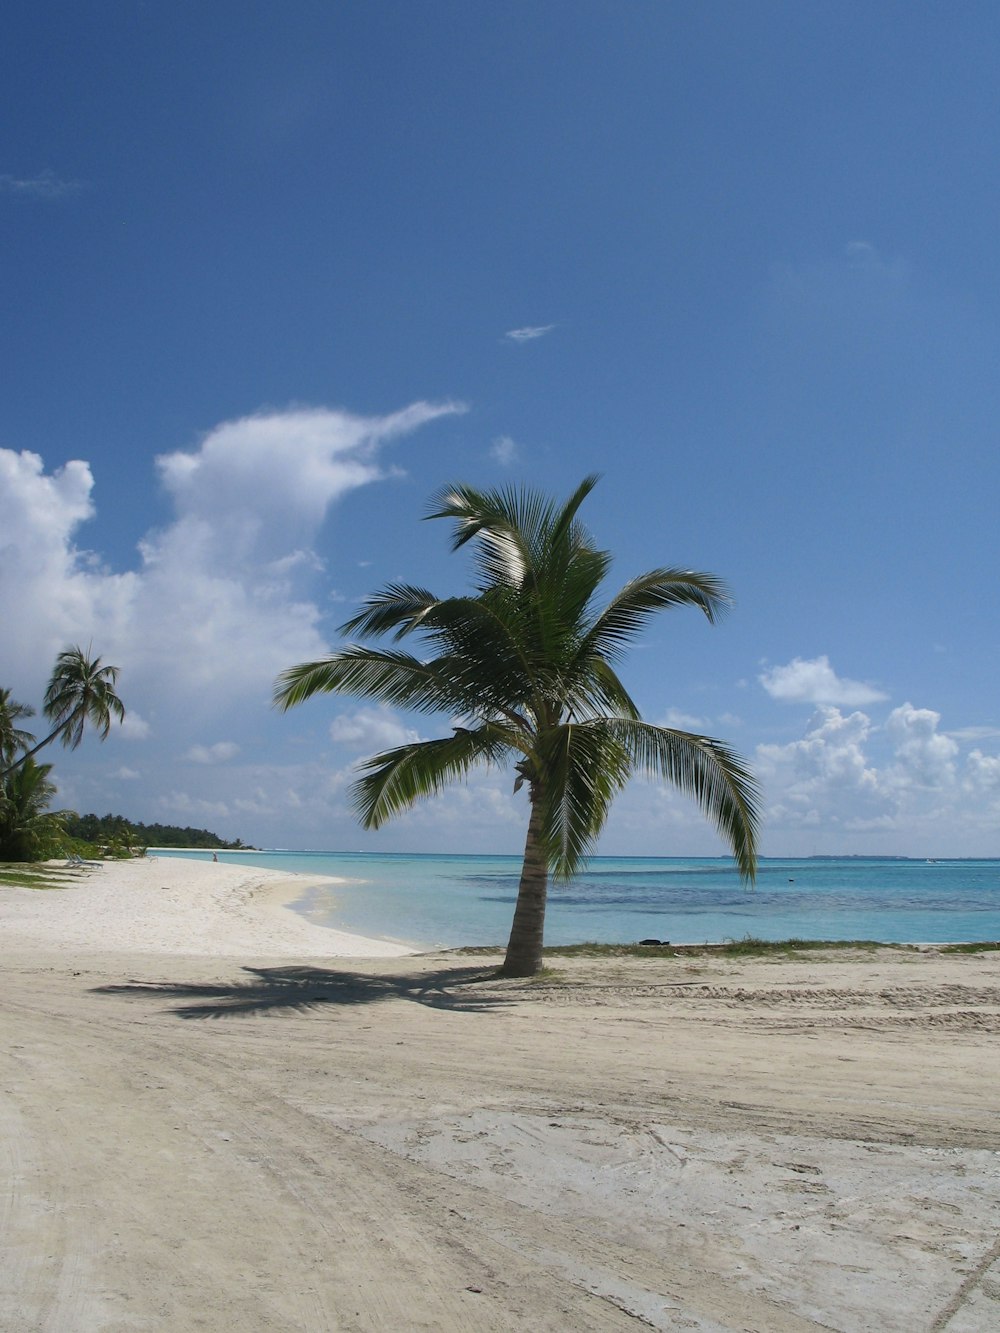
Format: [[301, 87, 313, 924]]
[[1, 858, 998, 1331]]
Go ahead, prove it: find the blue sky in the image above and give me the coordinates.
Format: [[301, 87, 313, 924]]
[[3, 2, 1000, 856]]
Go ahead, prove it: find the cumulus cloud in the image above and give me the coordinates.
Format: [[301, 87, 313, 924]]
[[750, 696, 1000, 851], [329, 707, 421, 752], [884, 703, 957, 788], [0, 449, 137, 687], [186, 741, 241, 765], [504, 324, 555, 343], [151, 401, 464, 572], [119, 712, 151, 741], [759, 655, 888, 706], [0, 400, 461, 734], [965, 750, 1000, 791]]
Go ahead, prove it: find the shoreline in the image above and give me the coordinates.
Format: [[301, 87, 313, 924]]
[[0, 855, 415, 958], [154, 848, 1000, 951]]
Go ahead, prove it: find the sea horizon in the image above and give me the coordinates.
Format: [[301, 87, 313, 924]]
[[154, 849, 1000, 950]]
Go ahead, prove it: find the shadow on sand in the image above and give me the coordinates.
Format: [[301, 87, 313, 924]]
[[92, 963, 510, 1020]]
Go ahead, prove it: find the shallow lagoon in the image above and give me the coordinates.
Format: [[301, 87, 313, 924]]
[[155, 851, 1000, 949]]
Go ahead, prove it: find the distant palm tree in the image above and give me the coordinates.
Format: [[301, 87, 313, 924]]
[[0, 647, 126, 780], [0, 689, 36, 770], [275, 477, 759, 977]]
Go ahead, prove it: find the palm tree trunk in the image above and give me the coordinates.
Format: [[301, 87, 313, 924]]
[[500, 788, 549, 978], [0, 724, 65, 780]]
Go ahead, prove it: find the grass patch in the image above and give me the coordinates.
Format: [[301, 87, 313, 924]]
[[938, 941, 1000, 954], [543, 937, 906, 958], [0, 863, 85, 890], [458, 938, 909, 959]]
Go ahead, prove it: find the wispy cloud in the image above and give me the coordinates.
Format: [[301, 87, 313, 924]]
[[490, 435, 519, 466], [504, 324, 555, 344], [186, 741, 241, 765], [759, 655, 888, 707], [0, 169, 85, 199]]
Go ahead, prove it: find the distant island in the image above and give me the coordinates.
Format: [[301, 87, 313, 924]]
[[63, 812, 254, 852]]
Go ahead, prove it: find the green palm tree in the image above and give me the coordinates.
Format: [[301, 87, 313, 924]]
[[0, 647, 126, 780], [275, 477, 759, 977], [0, 689, 36, 770], [0, 757, 68, 861]]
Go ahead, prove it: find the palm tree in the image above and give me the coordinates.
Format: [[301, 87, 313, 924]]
[[0, 647, 126, 780], [0, 689, 36, 770], [0, 757, 68, 861], [275, 477, 759, 977]]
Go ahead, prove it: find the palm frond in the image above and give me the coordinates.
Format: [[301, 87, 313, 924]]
[[352, 724, 519, 827], [547, 473, 601, 552], [274, 648, 466, 715], [567, 657, 641, 720], [609, 720, 760, 882], [534, 723, 633, 878], [581, 569, 732, 664], [339, 584, 442, 641]]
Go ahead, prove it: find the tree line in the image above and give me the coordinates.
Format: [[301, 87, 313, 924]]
[[61, 812, 252, 852]]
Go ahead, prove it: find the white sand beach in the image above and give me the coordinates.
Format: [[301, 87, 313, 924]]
[[0, 855, 415, 959], [1, 856, 998, 1331]]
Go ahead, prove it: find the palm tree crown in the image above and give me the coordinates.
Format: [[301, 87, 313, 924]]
[[0, 689, 36, 769], [275, 476, 759, 976], [0, 647, 126, 779]]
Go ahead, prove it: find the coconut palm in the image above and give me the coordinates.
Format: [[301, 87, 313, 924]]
[[0, 689, 36, 770], [0, 757, 67, 861], [0, 647, 126, 780], [275, 477, 759, 977]]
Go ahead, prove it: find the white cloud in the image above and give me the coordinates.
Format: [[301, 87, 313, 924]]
[[0, 449, 137, 687], [0, 169, 84, 198], [948, 725, 1000, 742], [659, 707, 707, 730], [186, 741, 241, 765], [748, 698, 1000, 852], [965, 750, 1000, 791], [884, 703, 957, 789], [759, 655, 888, 706], [152, 401, 464, 571], [329, 707, 420, 753], [504, 324, 555, 343], [113, 766, 141, 781], [490, 435, 519, 466], [157, 791, 231, 822], [0, 401, 460, 701], [119, 712, 151, 741]]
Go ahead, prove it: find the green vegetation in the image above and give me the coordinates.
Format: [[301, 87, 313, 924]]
[[276, 476, 759, 978], [939, 940, 1000, 954], [457, 937, 911, 958], [0, 759, 69, 861], [61, 813, 252, 852], [0, 646, 127, 862], [0, 647, 125, 780]]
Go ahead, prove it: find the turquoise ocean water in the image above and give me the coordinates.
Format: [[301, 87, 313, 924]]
[[154, 850, 1000, 950]]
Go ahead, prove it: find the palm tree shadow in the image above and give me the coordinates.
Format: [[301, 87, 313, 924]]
[[92, 963, 509, 1020]]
